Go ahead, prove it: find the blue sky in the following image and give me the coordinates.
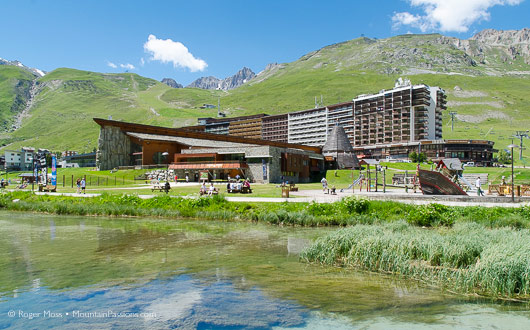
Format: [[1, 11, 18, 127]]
[[0, 0, 528, 85]]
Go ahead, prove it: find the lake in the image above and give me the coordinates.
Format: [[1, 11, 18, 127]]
[[0, 210, 529, 329]]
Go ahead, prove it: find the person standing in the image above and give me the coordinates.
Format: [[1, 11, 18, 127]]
[[321, 177, 328, 192], [81, 177, 86, 194], [76, 178, 81, 194], [185, 174, 189, 183], [476, 177, 484, 196]]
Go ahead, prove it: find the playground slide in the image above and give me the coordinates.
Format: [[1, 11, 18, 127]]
[[458, 174, 475, 191], [340, 174, 364, 192]]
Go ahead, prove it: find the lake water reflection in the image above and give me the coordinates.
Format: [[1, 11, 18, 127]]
[[0, 211, 529, 329]]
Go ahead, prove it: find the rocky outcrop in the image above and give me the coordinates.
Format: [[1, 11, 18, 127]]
[[187, 67, 256, 90], [187, 76, 221, 90], [161, 78, 183, 88], [221, 67, 256, 90]]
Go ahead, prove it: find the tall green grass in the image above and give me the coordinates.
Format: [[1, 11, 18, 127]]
[[1, 192, 529, 230], [300, 222, 530, 298]]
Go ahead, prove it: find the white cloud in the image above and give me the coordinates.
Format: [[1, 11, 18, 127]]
[[143, 34, 207, 72], [120, 63, 136, 70], [140, 57, 145, 66], [107, 61, 117, 69], [392, 0, 524, 33]]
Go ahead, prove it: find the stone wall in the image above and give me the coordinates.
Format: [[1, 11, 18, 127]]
[[96, 126, 131, 170]]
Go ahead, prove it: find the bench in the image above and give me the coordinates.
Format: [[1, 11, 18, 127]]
[[241, 186, 252, 194], [392, 173, 417, 185], [200, 189, 219, 196], [289, 183, 298, 192]]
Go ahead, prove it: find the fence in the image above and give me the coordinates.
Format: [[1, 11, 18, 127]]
[[56, 175, 130, 187]]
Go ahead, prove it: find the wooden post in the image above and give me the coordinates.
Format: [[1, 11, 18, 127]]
[[63, 175, 65, 187], [114, 177, 116, 186], [122, 176, 124, 184], [367, 165, 370, 192], [383, 169, 386, 193], [71, 175, 73, 188], [106, 177, 108, 186], [97, 177, 99, 186], [375, 166, 378, 192]]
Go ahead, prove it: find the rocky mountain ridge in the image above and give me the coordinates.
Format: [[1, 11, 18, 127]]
[[187, 67, 256, 90], [161, 78, 183, 88], [0, 58, 46, 77]]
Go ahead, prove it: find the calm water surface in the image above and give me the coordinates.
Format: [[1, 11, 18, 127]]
[[0, 210, 529, 329]]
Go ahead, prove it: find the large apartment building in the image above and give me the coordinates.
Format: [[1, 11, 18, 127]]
[[196, 83, 445, 147], [287, 107, 328, 146]]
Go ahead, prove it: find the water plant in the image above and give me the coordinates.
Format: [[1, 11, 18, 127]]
[[300, 222, 530, 298]]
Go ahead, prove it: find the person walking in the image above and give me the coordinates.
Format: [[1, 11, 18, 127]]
[[321, 177, 328, 193], [76, 178, 81, 194], [476, 177, 484, 196], [81, 177, 86, 194]]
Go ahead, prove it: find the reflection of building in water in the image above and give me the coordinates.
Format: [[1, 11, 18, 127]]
[[287, 237, 312, 255]]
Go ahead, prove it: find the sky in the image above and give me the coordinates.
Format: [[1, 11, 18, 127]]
[[0, 0, 528, 85]]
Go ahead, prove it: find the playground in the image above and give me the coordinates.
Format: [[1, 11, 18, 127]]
[[2, 162, 530, 204]]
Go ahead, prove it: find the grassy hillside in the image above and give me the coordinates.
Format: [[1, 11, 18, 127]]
[[0, 68, 220, 152], [0, 66, 35, 132], [1, 33, 530, 163]]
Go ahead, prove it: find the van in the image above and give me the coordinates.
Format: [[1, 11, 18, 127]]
[[464, 162, 475, 167]]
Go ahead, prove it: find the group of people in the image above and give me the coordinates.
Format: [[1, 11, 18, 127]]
[[76, 177, 86, 194], [200, 181, 218, 196], [227, 178, 251, 192]]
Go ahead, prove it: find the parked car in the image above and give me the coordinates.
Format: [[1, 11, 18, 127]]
[[464, 162, 475, 167]]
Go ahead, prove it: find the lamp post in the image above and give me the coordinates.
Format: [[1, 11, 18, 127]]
[[507, 144, 519, 202], [162, 152, 169, 180]]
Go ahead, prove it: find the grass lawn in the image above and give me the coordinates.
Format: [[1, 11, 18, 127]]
[[4, 166, 530, 197]]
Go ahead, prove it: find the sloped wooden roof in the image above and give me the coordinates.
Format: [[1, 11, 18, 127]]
[[322, 125, 354, 153]]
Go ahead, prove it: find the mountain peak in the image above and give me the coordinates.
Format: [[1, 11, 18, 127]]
[[187, 67, 256, 90], [161, 78, 183, 88], [0, 58, 46, 77]]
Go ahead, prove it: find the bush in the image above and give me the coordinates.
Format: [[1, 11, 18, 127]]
[[340, 197, 369, 214], [407, 203, 454, 227]]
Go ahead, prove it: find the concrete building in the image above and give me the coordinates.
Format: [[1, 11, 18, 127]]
[[184, 83, 496, 165], [287, 107, 328, 146], [94, 118, 324, 183], [4, 147, 35, 171], [353, 139, 496, 167]]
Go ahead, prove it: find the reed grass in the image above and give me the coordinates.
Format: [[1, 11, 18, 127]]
[[300, 222, 530, 298]]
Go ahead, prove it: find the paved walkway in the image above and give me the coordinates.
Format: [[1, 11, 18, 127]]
[[26, 188, 530, 208]]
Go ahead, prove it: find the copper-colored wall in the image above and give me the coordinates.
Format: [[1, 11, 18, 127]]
[[141, 141, 181, 165]]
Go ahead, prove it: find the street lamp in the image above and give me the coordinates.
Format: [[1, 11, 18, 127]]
[[162, 152, 169, 180], [507, 144, 520, 202]]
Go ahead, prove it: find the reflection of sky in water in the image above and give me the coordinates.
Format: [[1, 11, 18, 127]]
[[2, 273, 530, 330], [0, 274, 313, 329]]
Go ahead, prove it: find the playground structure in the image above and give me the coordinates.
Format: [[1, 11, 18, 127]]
[[489, 184, 530, 197]]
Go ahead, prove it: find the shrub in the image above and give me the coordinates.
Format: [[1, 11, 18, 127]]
[[407, 203, 454, 227], [341, 196, 369, 214]]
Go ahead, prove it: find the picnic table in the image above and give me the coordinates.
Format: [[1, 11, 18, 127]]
[[152, 181, 171, 193]]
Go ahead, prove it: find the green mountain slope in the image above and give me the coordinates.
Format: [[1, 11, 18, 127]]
[[1, 30, 529, 162], [1, 68, 221, 152], [0, 66, 36, 132]]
